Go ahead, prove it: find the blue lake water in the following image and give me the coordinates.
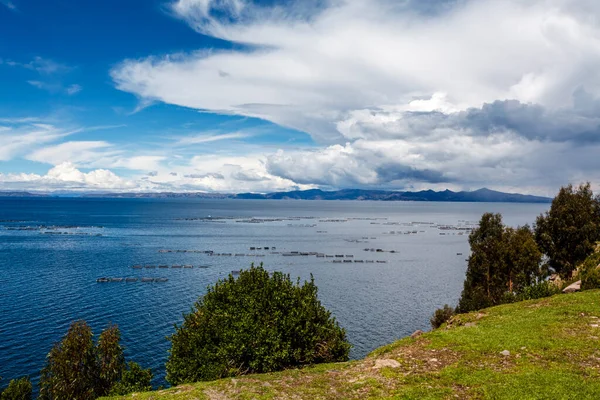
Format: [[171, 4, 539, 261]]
[[0, 198, 549, 389]]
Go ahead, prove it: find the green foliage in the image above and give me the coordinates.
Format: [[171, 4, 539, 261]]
[[580, 251, 600, 290], [515, 281, 562, 301], [535, 183, 600, 278], [430, 304, 454, 329], [39, 321, 150, 400], [0, 377, 32, 400], [97, 324, 126, 396], [166, 264, 351, 385], [109, 362, 153, 396], [457, 214, 543, 313], [40, 321, 99, 400]]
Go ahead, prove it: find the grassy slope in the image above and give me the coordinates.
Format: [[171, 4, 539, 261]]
[[108, 290, 600, 400]]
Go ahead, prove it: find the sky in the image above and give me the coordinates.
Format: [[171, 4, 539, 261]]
[[1, 0, 600, 195]]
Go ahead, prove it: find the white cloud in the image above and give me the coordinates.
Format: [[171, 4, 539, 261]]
[[66, 84, 82, 95], [0, 122, 78, 161], [174, 131, 252, 145], [106, 0, 600, 193], [26, 141, 117, 166], [0, 162, 137, 191]]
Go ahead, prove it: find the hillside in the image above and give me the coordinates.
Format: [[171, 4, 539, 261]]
[[84, 188, 551, 203], [108, 290, 600, 400]]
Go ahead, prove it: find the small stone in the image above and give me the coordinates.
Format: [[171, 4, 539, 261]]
[[429, 358, 438, 363], [591, 324, 599, 328], [521, 347, 526, 350], [411, 330, 424, 339], [374, 359, 401, 369], [464, 322, 476, 327], [500, 350, 510, 356]]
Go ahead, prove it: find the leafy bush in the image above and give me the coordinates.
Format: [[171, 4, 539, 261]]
[[166, 264, 351, 385], [581, 251, 600, 290], [0, 377, 32, 400], [109, 362, 153, 396], [39, 321, 150, 399], [515, 281, 562, 301], [430, 305, 454, 329]]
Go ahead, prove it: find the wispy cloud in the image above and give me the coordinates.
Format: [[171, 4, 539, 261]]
[[66, 84, 82, 95], [1, 0, 17, 11], [174, 131, 252, 145], [27, 80, 83, 95]]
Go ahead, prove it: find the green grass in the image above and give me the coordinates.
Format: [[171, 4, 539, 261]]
[[106, 290, 600, 399]]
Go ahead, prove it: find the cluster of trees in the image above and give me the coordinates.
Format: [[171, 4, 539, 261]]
[[451, 183, 600, 316], [1, 322, 152, 400], [3, 265, 349, 397]]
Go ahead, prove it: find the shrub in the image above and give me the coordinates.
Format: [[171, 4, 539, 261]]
[[166, 264, 351, 385], [515, 281, 561, 301], [1, 377, 32, 400], [109, 362, 153, 396], [39, 321, 150, 399], [580, 251, 600, 290], [430, 305, 454, 329]]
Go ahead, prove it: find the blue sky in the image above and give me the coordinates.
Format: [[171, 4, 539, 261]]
[[1, 0, 600, 194]]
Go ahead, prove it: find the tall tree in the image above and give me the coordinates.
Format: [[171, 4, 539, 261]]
[[39, 321, 99, 400], [457, 213, 507, 313], [535, 183, 600, 278], [97, 324, 125, 396], [504, 225, 543, 292]]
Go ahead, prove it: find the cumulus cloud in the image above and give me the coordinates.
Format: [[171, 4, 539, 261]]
[[0, 162, 137, 191], [105, 0, 600, 193]]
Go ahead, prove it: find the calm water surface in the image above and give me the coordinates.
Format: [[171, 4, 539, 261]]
[[0, 198, 548, 388]]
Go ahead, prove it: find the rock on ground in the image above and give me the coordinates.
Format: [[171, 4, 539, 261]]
[[563, 280, 581, 293]]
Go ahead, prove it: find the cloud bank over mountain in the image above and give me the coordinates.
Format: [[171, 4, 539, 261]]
[[3, 0, 600, 194]]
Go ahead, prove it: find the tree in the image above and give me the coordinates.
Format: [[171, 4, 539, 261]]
[[457, 214, 543, 313], [0, 377, 32, 400], [457, 213, 508, 313], [40, 321, 99, 400], [504, 225, 543, 293], [535, 183, 600, 278], [39, 321, 151, 399], [97, 324, 125, 396], [166, 264, 351, 385]]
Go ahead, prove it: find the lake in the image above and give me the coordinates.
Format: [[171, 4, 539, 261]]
[[0, 198, 548, 388]]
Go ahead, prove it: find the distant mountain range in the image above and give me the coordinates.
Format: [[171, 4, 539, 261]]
[[75, 188, 551, 203], [0, 191, 50, 197]]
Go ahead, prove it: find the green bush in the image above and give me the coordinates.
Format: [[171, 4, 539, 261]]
[[109, 362, 153, 396], [581, 251, 600, 290], [166, 264, 351, 385], [0, 377, 32, 400], [430, 305, 454, 329], [516, 281, 561, 301]]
